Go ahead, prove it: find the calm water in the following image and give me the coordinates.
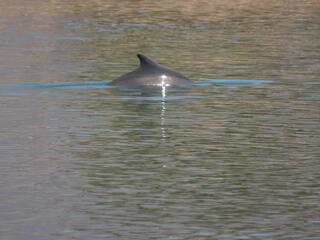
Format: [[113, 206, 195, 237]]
[[1, 1, 320, 239]]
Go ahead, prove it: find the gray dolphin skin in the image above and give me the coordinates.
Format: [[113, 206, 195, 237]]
[[110, 54, 193, 87]]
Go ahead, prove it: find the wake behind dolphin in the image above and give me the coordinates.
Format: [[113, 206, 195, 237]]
[[0, 53, 273, 95], [0, 79, 272, 91], [110, 54, 193, 87]]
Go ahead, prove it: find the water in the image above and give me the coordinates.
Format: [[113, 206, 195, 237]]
[[0, 1, 319, 239]]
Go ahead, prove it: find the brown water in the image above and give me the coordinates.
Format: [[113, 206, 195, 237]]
[[0, 1, 319, 239]]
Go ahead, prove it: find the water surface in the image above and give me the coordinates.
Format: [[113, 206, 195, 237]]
[[0, 1, 319, 239]]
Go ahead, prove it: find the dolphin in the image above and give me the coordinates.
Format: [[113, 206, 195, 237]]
[[110, 54, 193, 87]]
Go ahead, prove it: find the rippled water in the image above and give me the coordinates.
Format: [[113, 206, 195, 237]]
[[0, 1, 319, 239]]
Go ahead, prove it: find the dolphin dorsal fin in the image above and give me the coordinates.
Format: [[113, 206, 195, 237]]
[[137, 53, 158, 68]]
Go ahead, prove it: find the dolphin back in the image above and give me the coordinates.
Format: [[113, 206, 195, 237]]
[[110, 54, 193, 87]]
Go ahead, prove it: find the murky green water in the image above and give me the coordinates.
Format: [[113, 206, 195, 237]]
[[0, 1, 319, 239]]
